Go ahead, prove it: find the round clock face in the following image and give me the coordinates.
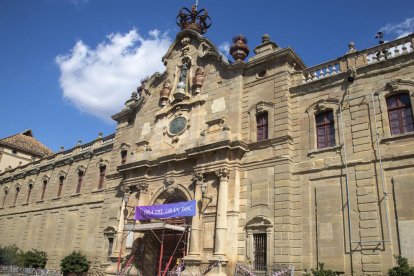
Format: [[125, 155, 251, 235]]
[[169, 116, 187, 135]]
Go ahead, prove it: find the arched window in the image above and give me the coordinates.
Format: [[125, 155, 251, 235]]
[[2, 189, 8, 208], [98, 165, 106, 190], [316, 110, 335, 149], [41, 180, 47, 200], [57, 176, 64, 197], [121, 150, 128, 165], [13, 187, 20, 206], [256, 112, 268, 141], [26, 183, 33, 203], [386, 93, 414, 135], [76, 170, 84, 194]]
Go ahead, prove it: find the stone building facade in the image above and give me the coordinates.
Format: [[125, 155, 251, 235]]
[[1, 6, 414, 276]]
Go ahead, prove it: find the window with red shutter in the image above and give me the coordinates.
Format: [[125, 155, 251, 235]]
[[386, 94, 414, 135], [316, 110, 335, 149], [257, 112, 268, 141]]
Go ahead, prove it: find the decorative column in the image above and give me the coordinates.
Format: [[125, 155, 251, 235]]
[[182, 173, 204, 275], [214, 168, 230, 257], [206, 168, 230, 276], [188, 173, 203, 256], [106, 185, 131, 275]]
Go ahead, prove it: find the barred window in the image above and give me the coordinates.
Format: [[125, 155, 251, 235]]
[[316, 110, 335, 149], [387, 94, 414, 135], [253, 233, 267, 271], [257, 112, 268, 141]]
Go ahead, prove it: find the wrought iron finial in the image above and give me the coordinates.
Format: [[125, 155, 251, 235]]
[[176, 5, 212, 34]]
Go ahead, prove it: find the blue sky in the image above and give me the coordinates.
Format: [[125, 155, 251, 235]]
[[0, 0, 413, 152]]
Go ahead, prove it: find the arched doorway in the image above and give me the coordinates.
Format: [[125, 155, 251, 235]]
[[137, 188, 191, 275]]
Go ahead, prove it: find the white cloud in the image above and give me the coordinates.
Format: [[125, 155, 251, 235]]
[[218, 41, 230, 54], [380, 17, 414, 39], [56, 29, 171, 122]]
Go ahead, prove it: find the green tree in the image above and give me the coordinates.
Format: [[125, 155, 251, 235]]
[[0, 245, 22, 266], [60, 251, 90, 274], [21, 249, 47, 268], [388, 255, 414, 276], [311, 263, 339, 276]]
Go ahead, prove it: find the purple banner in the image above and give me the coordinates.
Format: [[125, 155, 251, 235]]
[[135, 200, 196, 220]]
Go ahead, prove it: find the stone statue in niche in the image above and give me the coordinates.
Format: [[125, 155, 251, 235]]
[[193, 66, 205, 94], [159, 80, 171, 106], [174, 63, 190, 100]]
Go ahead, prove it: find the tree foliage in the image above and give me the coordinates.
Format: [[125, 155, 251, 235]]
[[60, 251, 90, 273], [388, 255, 414, 276], [21, 249, 47, 268], [0, 245, 22, 266], [310, 263, 339, 276]]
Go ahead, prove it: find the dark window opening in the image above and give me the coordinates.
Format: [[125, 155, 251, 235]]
[[98, 166, 106, 190], [2, 191, 7, 208], [76, 171, 84, 194], [107, 237, 114, 256], [13, 187, 20, 206], [316, 110, 335, 149], [387, 93, 414, 135], [121, 150, 127, 165], [253, 233, 267, 271], [26, 184, 33, 203], [57, 176, 64, 197], [41, 181, 47, 200], [257, 112, 268, 141]]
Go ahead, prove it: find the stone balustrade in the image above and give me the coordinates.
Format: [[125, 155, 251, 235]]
[[365, 35, 413, 63], [302, 33, 414, 84], [302, 60, 341, 83]]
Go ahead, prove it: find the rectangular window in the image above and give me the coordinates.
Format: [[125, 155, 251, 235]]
[[257, 113, 268, 141], [98, 166, 106, 190], [387, 94, 414, 135], [316, 110, 335, 149], [76, 172, 83, 194], [253, 233, 267, 271]]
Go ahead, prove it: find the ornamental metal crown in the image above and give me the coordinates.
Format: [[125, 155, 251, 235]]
[[176, 5, 212, 34]]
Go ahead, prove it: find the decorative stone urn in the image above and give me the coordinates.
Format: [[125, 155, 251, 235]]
[[192, 67, 205, 94], [229, 34, 249, 62], [160, 80, 171, 106]]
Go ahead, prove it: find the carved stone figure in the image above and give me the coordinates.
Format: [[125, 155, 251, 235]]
[[160, 80, 171, 106], [193, 67, 205, 94]]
